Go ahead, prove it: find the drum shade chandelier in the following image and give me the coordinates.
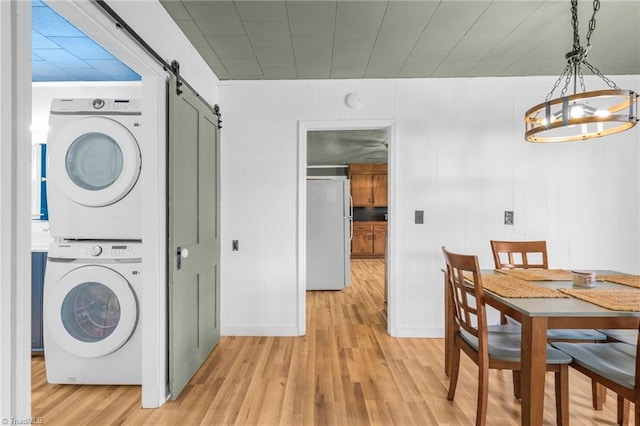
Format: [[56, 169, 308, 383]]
[[524, 0, 638, 143]]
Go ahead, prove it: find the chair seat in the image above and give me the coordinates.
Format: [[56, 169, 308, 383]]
[[487, 324, 522, 334], [551, 342, 637, 389], [546, 329, 608, 341], [460, 329, 572, 364], [502, 318, 607, 341], [596, 329, 638, 345]]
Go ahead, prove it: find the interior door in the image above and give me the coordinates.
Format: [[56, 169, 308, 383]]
[[168, 75, 220, 399]]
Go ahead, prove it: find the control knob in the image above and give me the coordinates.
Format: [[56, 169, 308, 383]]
[[90, 245, 103, 257]]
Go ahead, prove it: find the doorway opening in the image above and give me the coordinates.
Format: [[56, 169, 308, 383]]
[[298, 120, 396, 337]]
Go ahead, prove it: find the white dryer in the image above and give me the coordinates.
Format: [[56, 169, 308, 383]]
[[43, 240, 142, 385], [47, 98, 142, 240]]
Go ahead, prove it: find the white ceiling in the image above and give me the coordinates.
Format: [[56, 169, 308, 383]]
[[159, 0, 639, 165], [160, 0, 640, 80]]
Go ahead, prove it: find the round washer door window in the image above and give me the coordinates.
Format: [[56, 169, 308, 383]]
[[49, 116, 141, 207], [61, 281, 121, 343], [46, 265, 138, 358], [65, 132, 124, 191]]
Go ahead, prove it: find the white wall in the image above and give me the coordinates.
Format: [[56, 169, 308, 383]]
[[219, 76, 640, 337]]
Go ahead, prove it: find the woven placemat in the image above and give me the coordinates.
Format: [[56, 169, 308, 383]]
[[496, 269, 574, 281], [600, 275, 640, 289], [559, 288, 640, 311], [480, 274, 568, 298]]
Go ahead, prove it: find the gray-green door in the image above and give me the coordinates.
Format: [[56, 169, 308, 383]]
[[168, 75, 220, 399]]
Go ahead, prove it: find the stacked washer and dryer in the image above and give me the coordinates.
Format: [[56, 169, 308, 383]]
[[44, 98, 143, 384]]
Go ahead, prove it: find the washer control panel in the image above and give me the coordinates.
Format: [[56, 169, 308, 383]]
[[48, 241, 141, 260]]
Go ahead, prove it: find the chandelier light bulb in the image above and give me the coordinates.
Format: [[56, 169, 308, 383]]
[[570, 105, 584, 118]]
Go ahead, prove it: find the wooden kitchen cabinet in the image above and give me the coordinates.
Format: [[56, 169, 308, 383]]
[[351, 221, 387, 259], [349, 163, 387, 207]]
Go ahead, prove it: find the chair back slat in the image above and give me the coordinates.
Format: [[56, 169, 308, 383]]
[[443, 247, 487, 343], [490, 240, 548, 269]]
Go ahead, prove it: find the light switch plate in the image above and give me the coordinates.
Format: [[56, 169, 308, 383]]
[[504, 211, 514, 225]]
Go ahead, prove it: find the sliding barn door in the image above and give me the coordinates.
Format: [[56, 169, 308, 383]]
[[167, 75, 220, 399]]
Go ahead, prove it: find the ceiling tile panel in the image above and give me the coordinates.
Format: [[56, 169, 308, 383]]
[[377, 2, 437, 38], [336, 2, 387, 23], [33, 48, 91, 69], [244, 22, 292, 47], [334, 21, 379, 49], [262, 67, 297, 79], [83, 60, 141, 80], [466, 1, 542, 37], [32, 6, 85, 37], [32, 61, 74, 81], [292, 36, 333, 58], [222, 57, 263, 76], [47, 37, 115, 60], [331, 68, 366, 79], [332, 47, 370, 68], [205, 35, 254, 58], [64, 68, 111, 81], [184, 2, 245, 35], [364, 62, 404, 78], [254, 47, 295, 68], [370, 37, 415, 59], [32, 31, 60, 49], [235, 1, 287, 21], [296, 57, 331, 77], [287, 2, 336, 36]]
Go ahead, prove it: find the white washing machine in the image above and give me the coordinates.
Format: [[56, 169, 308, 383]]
[[43, 240, 142, 385], [47, 98, 142, 240]]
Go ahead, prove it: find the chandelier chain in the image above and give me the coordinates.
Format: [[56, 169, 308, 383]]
[[585, 0, 600, 48], [546, 0, 618, 99], [583, 60, 620, 90], [547, 64, 572, 100], [570, 0, 580, 50]]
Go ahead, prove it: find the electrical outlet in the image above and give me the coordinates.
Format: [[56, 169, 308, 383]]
[[504, 211, 514, 225], [415, 210, 424, 224]]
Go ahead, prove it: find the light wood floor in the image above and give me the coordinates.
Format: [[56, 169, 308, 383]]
[[33, 259, 629, 425]]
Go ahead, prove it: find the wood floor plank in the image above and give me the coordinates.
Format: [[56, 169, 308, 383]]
[[32, 259, 632, 425]]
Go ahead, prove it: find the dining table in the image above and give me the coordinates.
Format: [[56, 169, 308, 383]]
[[443, 269, 640, 426]]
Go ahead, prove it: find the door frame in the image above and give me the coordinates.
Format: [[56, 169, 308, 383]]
[[297, 120, 397, 336]]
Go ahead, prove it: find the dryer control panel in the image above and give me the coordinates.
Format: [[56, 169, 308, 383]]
[[48, 241, 141, 260], [50, 98, 141, 115]]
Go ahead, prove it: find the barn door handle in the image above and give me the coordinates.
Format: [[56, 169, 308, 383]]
[[176, 246, 188, 270]]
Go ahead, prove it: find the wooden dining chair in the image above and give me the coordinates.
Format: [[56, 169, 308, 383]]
[[552, 327, 640, 426], [489, 240, 608, 407], [442, 246, 571, 426], [490, 240, 548, 270]]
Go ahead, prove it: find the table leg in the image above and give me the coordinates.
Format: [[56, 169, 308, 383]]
[[520, 316, 547, 426]]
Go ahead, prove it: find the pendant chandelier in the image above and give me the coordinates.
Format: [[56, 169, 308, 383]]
[[524, 0, 638, 143]]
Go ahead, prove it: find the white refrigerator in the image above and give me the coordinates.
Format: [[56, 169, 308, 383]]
[[306, 177, 352, 290]]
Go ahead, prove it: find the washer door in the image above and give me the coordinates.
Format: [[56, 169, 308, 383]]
[[49, 116, 141, 207], [46, 265, 138, 358]]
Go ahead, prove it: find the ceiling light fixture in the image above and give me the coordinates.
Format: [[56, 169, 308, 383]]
[[524, 0, 638, 143]]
